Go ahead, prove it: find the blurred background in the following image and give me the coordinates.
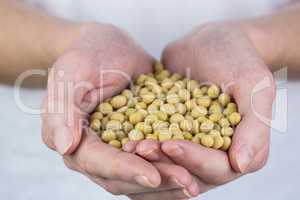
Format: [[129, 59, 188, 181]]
[[1, 0, 299, 199]]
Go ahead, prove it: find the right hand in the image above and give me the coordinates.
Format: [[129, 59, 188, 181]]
[[41, 23, 199, 199]]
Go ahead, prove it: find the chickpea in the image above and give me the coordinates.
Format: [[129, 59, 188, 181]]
[[156, 70, 170, 81], [209, 113, 223, 122], [209, 104, 222, 114], [221, 136, 232, 151], [170, 73, 182, 81], [121, 137, 129, 146], [214, 123, 222, 131], [158, 129, 172, 142], [141, 92, 156, 104], [154, 61, 164, 73], [178, 89, 191, 102], [218, 117, 230, 127], [135, 122, 152, 134], [146, 134, 158, 140], [174, 81, 186, 90], [213, 136, 224, 150], [170, 113, 185, 124], [200, 86, 208, 94], [221, 127, 234, 137], [180, 120, 192, 132], [139, 87, 149, 95], [128, 129, 144, 141], [90, 119, 102, 132], [129, 111, 144, 125], [173, 134, 185, 140], [97, 102, 113, 115], [209, 129, 221, 137], [218, 93, 231, 107], [169, 124, 183, 135], [122, 89, 133, 99], [156, 111, 168, 121], [192, 120, 200, 134], [228, 112, 242, 126], [90, 112, 103, 121], [110, 112, 125, 122], [187, 80, 199, 92], [161, 78, 174, 89], [125, 108, 136, 117], [177, 103, 187, 115], [191, 106, 208, 118], [200, 120, 214, 133], [111, 95, 127, 109], [123, 121, 133, 133], [185, 115, 194, 121], [152, 121, 169, 131], [160, 103, 176, 115], [185, 99, 197, 111], [201, 135, 214, 148], [192, 88, 203, 98], [109, 140, 122, 148], [197, 116, 208, 123], [136, 102, 147, 110], [166, 93, 180, 104], [196, 96, 211, 108], [223, 103, 237, 116], [106, 120, 122, 130], [144, 114, 159, 124], [102, 116, 109, 128], [152, 99, 163, 107], [102, 130, 117, 142], [116, 106, 128, 113], [183, 132, 193, 140], [207, 84, 220, 99]]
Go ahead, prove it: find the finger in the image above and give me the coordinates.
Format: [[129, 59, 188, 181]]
[[229, 71, 275, 173], [162, 140, 239, 185], [65, 131, 161, 188], [128, 188, 195, 200], [135, 139, 173, 162]]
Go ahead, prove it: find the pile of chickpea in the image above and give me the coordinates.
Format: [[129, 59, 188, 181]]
[[89, 62, 241, 151]]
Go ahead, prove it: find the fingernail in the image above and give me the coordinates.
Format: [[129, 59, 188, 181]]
[[169, 177, 185, 187], [164, 145, 184, 157], [144, 149, 160, 160], [53, 126, 73, 155], [183, 188, 193, 198], [236, 146, 254, 173], [134, 175, 156, 188]]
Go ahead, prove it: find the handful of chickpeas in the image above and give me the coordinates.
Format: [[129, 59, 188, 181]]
[[89, 62, 241, 151]]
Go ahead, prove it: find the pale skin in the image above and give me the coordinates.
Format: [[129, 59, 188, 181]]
[[1, 0, 300, 199]]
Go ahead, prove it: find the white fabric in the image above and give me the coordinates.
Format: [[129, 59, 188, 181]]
[[1, 1, 297, 200]]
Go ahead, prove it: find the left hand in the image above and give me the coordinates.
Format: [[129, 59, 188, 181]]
[[130, 22, 276, 197]]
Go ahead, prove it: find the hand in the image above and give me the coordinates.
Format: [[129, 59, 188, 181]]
[[41, 23, 198, 198], [136, 22, 276, 194]]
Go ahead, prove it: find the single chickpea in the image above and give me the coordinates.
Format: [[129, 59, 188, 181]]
[[209, 129, 221, 137], [197, 116, 208, 123], [136, 74, 148, 85], [173, 134, 185, 140], [139, 87, 150, 95], [218, 118, 230, 127], [129, 111, 144, 125], [200, 120, 214, 133], [166, 93, 180, 104], [102, 130, 117, 142], [110, 112, 125, 123], [178, 89, 191, 102], [135, 102, 147, 110], [116, 106, 128, 113], [192, 120, 200, 134], [174, 80, 186, 90], [161, 78, 174, 89], [185, 99, 197, 111], [121, 137, 129, 146], [111, 95, 127, 109], [201, 135, 214, 148], [154, 61, 164, 73], [207, 84, 220, 99], [122, 89, 133, 99], [183, 132, 193, 140], [152, 121, 169, 131], [109, 140, 122, 148], [192, 88, 203, 98], [209, 113, 223, 122], [185, 114, 194, 121], [191, 106, 208, 118], [180, 120, 192, 132], [123, 121, 133, 133], [141, 92, 156, 104], [144, 114, 159, 124], [196, 96, 212, 108], [90, 112, 103, 121], [200, 86, 208, 94], [221, 136, 232, 151], [221, 127, 234, 137], [135, 122, 152, 134], [128, 129, 145, 141], [228, 112, 242, 126], [209, 104, 222, 114], [160, 103, 176, 115], [156, 111, 168, 121], [146, 134, 158, 140], [125, 108, 136, 117], [155, 70, 170, 81], [97, 102, 113, 115], [152, 99, 163, 107], [170, 113, 185, 124], [106, 120, 122, 130], [170, 73, 182, 81], [218, 93, 231, 107], [213, 136, 224, 150], [90, 119, 102, 132], [158, 129, 172, 142], [176, 103, 187, 115]]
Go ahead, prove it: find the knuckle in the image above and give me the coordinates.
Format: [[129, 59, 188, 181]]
[[104, 184, 123, 196]]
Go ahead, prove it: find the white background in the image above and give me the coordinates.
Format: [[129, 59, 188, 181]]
[[1, 0, 299, 200]]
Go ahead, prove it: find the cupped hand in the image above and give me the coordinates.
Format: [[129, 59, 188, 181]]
[[41, 23, 198, 198], [135, 22, 276, 195]]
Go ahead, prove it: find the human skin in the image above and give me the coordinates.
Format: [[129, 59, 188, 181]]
[[1, 0, 300, 199]]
